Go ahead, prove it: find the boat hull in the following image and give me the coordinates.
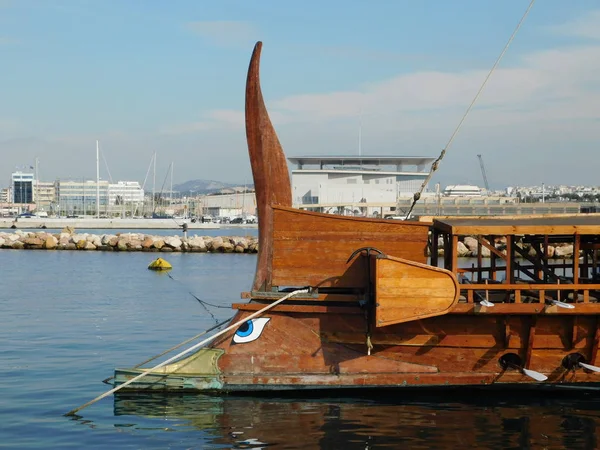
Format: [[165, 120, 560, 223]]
[[114, 308, 600, 391]]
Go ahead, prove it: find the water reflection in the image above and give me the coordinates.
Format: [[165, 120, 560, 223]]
[[113, 389, 600, 449]]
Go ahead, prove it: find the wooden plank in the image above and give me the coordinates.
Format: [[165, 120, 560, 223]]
[[231, 303, 363, 314], [431, 228, 439, 268], [270, 206, 430, 288], [506, 235, 513, 302], [240, 291, 361, 302], [489, 236, 497, 281], [451, 235, 459, 274], [478, 236, 505, 260], [591, 317, 600, 365], [374, 255, 459, 327], [574, 234, 580, 296], [571, 316, 578, 350], [441, 224, 600, 236], [477, 238, 483, 283], [524, 317, 536, 368], [320, 331, 520, 349], [459, 283, 600, 290]]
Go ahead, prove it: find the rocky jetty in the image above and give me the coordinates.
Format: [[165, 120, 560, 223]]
[[0, 229, 258, 253]]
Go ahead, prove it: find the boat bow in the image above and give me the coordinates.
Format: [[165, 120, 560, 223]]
[[245, 41, 292, 292]]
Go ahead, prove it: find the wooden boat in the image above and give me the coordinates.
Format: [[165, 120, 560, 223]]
[[114, 42, 600, 392]]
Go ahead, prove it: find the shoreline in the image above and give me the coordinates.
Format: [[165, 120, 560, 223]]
[[0, 217, 226, 230]]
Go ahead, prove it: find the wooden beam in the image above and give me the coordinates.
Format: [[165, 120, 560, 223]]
[[450, 303, 600, 315], [460, 282, 600, 290], [451, 234, 459, 274], [477, 239, 482, 283], [574, 234, 580, 301], [591, 317, 600, 365], [489, 236, 497, 281], [506, 235, 513, 302], [524, 316, 537, 369], [431, 228, 439, 268], [478, 236, 505, 260]]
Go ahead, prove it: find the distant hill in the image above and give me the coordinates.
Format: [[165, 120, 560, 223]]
[[173, 179, 252, 195]]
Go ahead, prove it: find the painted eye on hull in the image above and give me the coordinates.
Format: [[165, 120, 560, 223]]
[[232, 318, 270, 344]]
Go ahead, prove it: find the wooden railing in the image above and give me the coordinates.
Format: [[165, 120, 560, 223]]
[[459, 283, 600, 304]]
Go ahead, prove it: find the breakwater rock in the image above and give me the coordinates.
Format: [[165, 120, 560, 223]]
[[0, 230, 258, 253]]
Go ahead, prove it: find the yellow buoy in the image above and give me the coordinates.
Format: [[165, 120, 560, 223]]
[[148, 257, 172, 271]]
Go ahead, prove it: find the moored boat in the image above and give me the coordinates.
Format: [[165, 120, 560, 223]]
[[113, 42, 600, 393]]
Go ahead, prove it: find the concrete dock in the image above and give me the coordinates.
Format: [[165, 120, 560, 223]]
[[0, 217, 221, 230]]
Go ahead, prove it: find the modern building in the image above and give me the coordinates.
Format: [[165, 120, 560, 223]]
[[108, 181, 145, 205], [35, 181, 56, 210], [288, 156, 435, 216], [54, 179, 145, 216], [443, 184, 483, 197], [200, 191, 257, 217], [55, 180, 110, 215], [0, 187, 11, 204], [12, 171, 34, 204]]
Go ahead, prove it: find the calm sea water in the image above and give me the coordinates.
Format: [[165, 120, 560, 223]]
[[2, 249, 600, 449]]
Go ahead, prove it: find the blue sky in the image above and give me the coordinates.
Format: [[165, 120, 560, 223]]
[[1, 0, 599, 189]]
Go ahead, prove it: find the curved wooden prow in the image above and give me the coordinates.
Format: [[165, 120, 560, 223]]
[[245, 41, 292, 292]]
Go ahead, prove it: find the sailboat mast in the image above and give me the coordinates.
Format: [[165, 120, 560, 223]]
[[358, 113, 362, 157], [34, 157, 39, 209], [152, 151, 156, 215], [170, 162, 173, 208], [96, 140, 100, 218]]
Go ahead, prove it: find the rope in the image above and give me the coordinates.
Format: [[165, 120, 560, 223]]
[[64, 287, 310, 417], [166, 272, 231, 328], [404, 0, 536, 219], [101, 316, 233, 384]]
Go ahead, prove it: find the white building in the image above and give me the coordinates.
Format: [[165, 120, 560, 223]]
[[443, 184, 483, 197], [201, 191, 257, 216], [56, 180, 110, 215], [35, 181, 56, 209], [288, 156, 435, 216], [0, 187, 11, 203], [108, 181, 144, 205]]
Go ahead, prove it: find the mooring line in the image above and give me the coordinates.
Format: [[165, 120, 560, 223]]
[[166, 272, 230, 325], [167, 273, 231, 309], [100, 316, 233, 384], [65, 287, 309, 417]]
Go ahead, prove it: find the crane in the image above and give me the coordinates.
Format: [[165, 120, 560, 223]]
[[477, 154, 490, 195]]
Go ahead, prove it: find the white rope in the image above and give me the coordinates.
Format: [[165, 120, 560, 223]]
[[65, 288, 309, 416], [405, 0, 536, 219]]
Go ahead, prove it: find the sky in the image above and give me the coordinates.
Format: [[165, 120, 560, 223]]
[[1, 0, 599, 189]]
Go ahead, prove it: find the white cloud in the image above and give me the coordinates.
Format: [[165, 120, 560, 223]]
[[160, 109, 244, 135], [169, 11, 600, 186], [186, 20, 259, 47], [549, 10, 600, 40], [174, 41, 600, 133]]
